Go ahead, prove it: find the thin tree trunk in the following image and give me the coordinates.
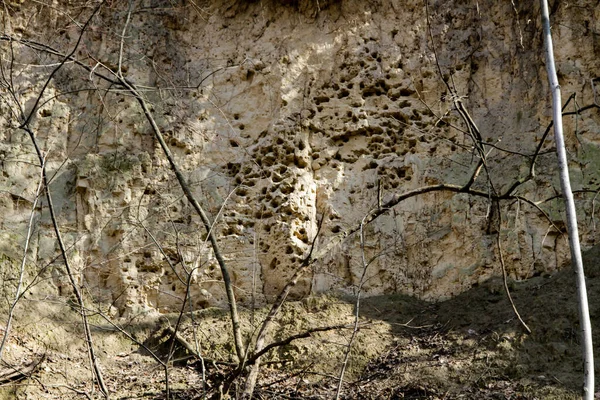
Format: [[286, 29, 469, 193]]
[[125, 85, 245, 363], [0, 173, 43, 359], [26, 127, 109, 398], [540, 1, 594, 398], [335, 211, 374, 399]]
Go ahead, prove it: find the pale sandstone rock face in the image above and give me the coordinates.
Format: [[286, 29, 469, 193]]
[[1, 0, 599, 315]]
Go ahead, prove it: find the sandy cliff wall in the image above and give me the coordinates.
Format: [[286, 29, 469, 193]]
[[1, 0, 599, 316]]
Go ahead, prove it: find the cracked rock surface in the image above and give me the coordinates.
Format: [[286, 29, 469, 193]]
[[1, 0, 599, 316]]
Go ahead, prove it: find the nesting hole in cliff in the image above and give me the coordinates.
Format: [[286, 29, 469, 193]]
[[363, 160, 378, 170], [362, 87, 383, 97], [368, 142, 383, 152], [295, 228, 309, 243], [411, 110, 422, 121], [280, 185, 294, 195], [226, 162, 241, 175], [384, 138, 395, 147], [283, 206, 294, 216], [286, 246, 294, 255], [195, 299, 209, 309], [272, 172, 284, 183], [331, 225, 342, 233], [261, 145, 274, 155], [314, 96, 330, 105], [234, 114, 240, 120], [284, 144, 295, 154], [389, 111, 409, 124], [338, 89, 350, 99], [256, 210, 273, 219], [342, 154, 358, 163], [139, 263, 160, 273], [397, 166, 412, 179], [406, 138, 418, 148], [38, 108, 54, 118]]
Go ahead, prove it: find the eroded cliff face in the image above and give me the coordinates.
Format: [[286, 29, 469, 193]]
[[1, 0, 599, 316]]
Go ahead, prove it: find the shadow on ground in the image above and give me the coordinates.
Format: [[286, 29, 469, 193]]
[[348, 245, 600, 399]]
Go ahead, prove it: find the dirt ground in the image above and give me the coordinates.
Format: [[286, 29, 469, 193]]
[[3, 248, 600, 399]]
